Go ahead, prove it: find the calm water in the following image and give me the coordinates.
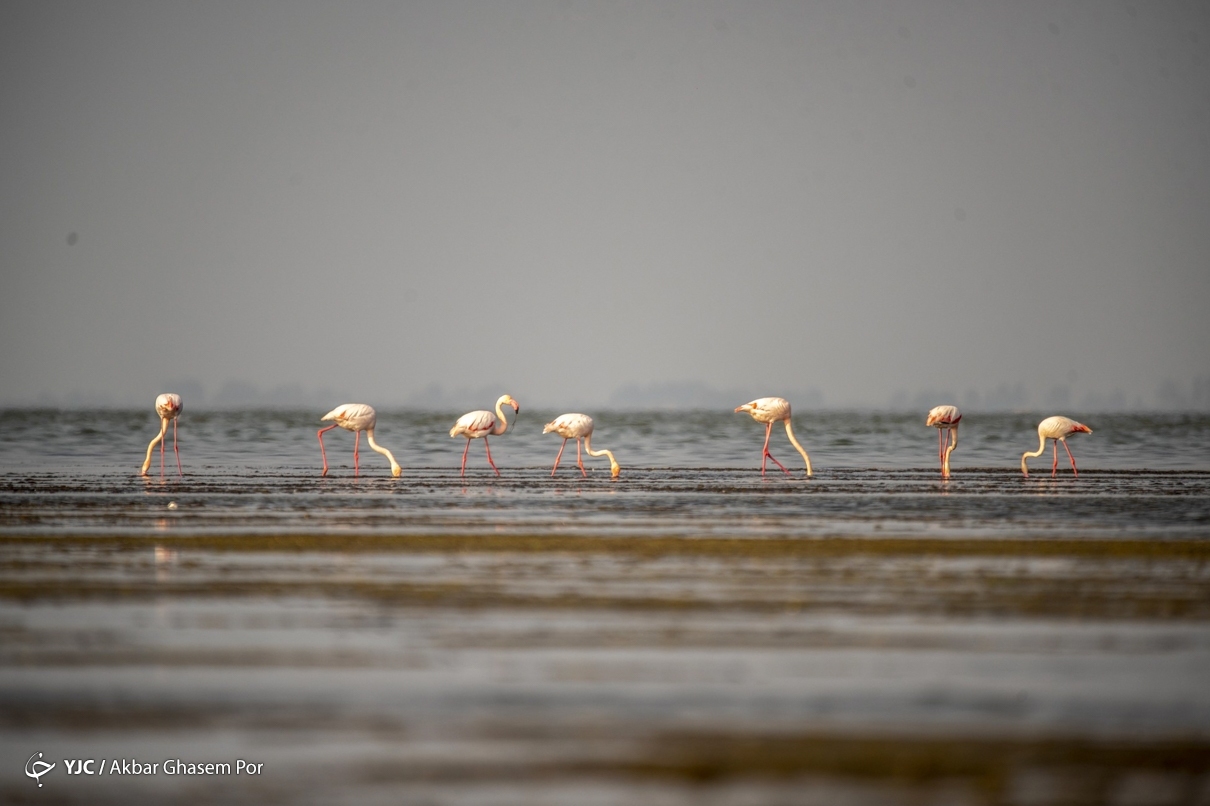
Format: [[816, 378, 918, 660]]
[[3, 408, 1210, 472], [1, 409, 1208, 537]]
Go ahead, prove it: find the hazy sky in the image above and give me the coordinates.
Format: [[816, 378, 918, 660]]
[[3, 1, 1208, 410]]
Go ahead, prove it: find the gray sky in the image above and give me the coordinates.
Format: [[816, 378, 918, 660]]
[[2, 1, 1208, 410]]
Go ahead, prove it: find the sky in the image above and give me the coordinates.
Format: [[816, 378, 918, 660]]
[[2, 1, 1208, 410]]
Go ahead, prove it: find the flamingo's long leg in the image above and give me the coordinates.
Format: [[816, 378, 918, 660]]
[[939, 428, 945, 463], [1062, 440, 1079, 476], [761, 422, 790, 475], [318, 424, 338, 476], [460, 439, 471, 477], [551, 439, 567, 477], [1052, 440, 1059, 477], [353, 430, 361, 476], [484, 437, 500, 476], [576, 439, 586, 477], [760, 423, 772, 475], [159, 420, 167, 477], [172, 418, 182, 477]]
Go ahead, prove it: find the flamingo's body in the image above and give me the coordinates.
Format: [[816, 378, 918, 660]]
[[543, 413, 620, 478], [318, 403, 401, 477], [926, 405, 961, 479], [140, 393, 183, 477], [1021, 415, 1092, 477], [450, 394, 519, 476], [734, 397, 812, 477]]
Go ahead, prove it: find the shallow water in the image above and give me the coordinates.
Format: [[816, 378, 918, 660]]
[[3, 408, 1209, 472], [2, 409, 1208, 538]]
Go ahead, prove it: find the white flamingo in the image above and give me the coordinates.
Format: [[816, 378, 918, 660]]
[[449, 394, 519, 477], [543, 413, 620, 478], [1021, 415, 1092, 478], [926, 405, 961, 479], [317, 403, 401, 477], [734, 397, 812, 477], [140, 393, 183, 477]]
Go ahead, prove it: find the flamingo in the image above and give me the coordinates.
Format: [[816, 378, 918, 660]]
[[734, 397, 812, 477], [449, 394, 519, 477], [317, 403, 401, 477], [926, 405, 961, 479], [543, 413, 621, 478], [140, 393, 183, 477], [1021, 415, 1092, 478]]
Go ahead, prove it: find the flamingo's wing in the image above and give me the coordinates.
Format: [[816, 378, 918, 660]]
[[926, 405, 961, 427], [545, 413, 592, 438], [451, 410, 496, 438], [745, 397, 790, 422], [322, 403, 376, 430]]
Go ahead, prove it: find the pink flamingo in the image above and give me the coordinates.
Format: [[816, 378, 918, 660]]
[[543, 413, 620, 478], [317, 403, 401, 477], [449, 394, 519, 477], [1021, 415, 1093, 477], [140, 393, 183, 477], [926, 405, 961, 479], [734, 397, 812, 477]]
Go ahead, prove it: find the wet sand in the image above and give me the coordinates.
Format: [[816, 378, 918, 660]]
[[3, 530, 1209, 804]]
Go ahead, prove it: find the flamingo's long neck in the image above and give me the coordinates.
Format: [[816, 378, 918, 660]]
[[783, 420, 812, 477], [943, 426, 958, 477], [583, 434, 620, 478], [365, 428, 402, 477], [1021, 432, 1048, 476], [140, 417, 169, 475], [492, 401, 511, 436]]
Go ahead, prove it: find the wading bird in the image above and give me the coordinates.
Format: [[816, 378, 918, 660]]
[[926, 405, 962, 479], [734, 397, 812, 477], [449, 394, 519, 477], [1021, 416, 1092, 478], [141, 393, 184, 477], [317, 403, 401, 477], [542, 413, 620, 478]]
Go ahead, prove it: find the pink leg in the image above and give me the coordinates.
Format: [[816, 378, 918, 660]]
[[576, 439, 586, 477], [483, 437, 500, 476], [551, 439, 567, 477], [1062, 440, 1079, 476], [160, 433, 165, 477], [761, 422, 790, 475], [938, 428, 945, 463], [461, 439, 471, 477], [353, 430, 361, 476], [760, 423, 771, 475], [1052, 441, 1059, 477], [318, 424, 337, 475], [173, 419, 182, 477]]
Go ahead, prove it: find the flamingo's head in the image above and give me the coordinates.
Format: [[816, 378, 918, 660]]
[[734, 403, 753, 415], [500, 394, 519, 414]]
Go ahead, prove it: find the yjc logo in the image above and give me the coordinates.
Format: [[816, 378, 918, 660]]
[[25, 752, 56, 787]]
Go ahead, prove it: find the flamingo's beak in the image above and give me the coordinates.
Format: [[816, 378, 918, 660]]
[[734, 405, 747, 414]]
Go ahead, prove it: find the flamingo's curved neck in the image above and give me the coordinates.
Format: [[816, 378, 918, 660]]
[[783, 420, 813, 477], [943, 426, 958, 476], [365, 428, 402, 477], [1021, 432, 1048, 475], [583, 433, 620, 477], [492, 400, 511, 436], [140, 417, 169, 475]]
